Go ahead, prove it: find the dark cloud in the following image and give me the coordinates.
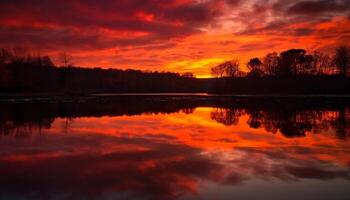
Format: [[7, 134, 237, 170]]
[[234, 0, 350, 45], [294, 28, 315, 36], [286, 165, 350, 180], [0, 0, 224, 51], [235, 146, 350, 181], [225, 0, 242, 6], [286, 0, 350, 15]]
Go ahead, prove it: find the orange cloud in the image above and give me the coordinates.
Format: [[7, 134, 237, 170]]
[[0, 0, 349, 77]]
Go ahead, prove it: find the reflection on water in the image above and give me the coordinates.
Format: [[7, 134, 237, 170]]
[[0, 97, 349, 200]]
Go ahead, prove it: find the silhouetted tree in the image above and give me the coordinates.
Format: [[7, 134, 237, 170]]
[[0, 48, 11, 64], [211, 62, 226, 77], [181, 72, 194, 78], [10, 47, 27, 63], [0, 49, 12, 90], [247, 58, 264, 77], [334, 46, 350, 76], [60, 52, 73, 67], [313, 51, 334, 75], [211, 59, 240, 77], [1, 46, 350, 94], [278, 49, 307, 76], [262, 52, 279, 75], [41, 56, 55, 67], [297, 54, 315, 75]]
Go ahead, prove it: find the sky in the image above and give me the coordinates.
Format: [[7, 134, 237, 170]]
[[0, 0, 349, 77]]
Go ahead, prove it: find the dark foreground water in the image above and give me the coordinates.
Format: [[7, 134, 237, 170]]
[[0, 96, 349, 200]]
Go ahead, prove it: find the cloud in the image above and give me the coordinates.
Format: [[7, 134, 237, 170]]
[[0, 131, 232, 200], [286, 0, 350, 15], [234, 146, 350, 181], [0, 0, 224, 51], [0, 0, 349, 75]]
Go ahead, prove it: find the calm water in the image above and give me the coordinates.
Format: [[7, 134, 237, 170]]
[[0, 96, 349, 200]]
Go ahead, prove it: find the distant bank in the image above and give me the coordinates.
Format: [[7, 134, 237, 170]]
[[207, 76, 350, 94], [2, 76, 350, 96], [1, 47, 350, 95]]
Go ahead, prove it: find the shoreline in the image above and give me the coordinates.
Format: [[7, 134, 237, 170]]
[[1, 92, 350, 101]]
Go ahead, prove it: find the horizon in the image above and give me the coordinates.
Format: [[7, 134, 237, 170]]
[[2, 47, 340, 79], [1, 0, 349, 77]]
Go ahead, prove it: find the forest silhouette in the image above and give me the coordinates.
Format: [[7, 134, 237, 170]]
[[0, 46, 350, 94]]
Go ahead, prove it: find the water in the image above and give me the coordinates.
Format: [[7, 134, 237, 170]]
[[0, 96, 349, 200]]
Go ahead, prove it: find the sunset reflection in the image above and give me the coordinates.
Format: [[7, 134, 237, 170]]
[[0, 99, 349, 200]]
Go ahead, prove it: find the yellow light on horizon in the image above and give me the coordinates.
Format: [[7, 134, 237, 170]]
[[165, 57, 229, 78]]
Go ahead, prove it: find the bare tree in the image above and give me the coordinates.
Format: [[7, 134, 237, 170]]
[[211, 59, 240, 78], [0, 48, 11, 65], [11, 47, 27, 63], [313, 51, 333, 75], [59, 52, 73, 67], [298, 54, 315, 75], [211, 63, 225, 77], [226, 59, 240, 77], [0, 48, 11, 87], [334, 46, 350, 76]]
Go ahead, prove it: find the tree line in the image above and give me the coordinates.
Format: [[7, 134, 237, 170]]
[[1, 46, 350, 94], [0, 48, 199, 93], [211, 46, 350, 78]]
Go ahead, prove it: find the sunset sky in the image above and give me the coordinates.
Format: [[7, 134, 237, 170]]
[[0, 0, 349, 77]]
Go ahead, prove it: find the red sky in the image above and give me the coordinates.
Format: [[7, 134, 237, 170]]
[[0, 0, 349, 77]]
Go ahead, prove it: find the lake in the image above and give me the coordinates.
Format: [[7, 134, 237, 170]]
[[0, 96, 349, 200]]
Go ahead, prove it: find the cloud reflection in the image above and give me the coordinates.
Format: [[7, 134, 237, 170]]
[[0, 99, 349, 199]]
